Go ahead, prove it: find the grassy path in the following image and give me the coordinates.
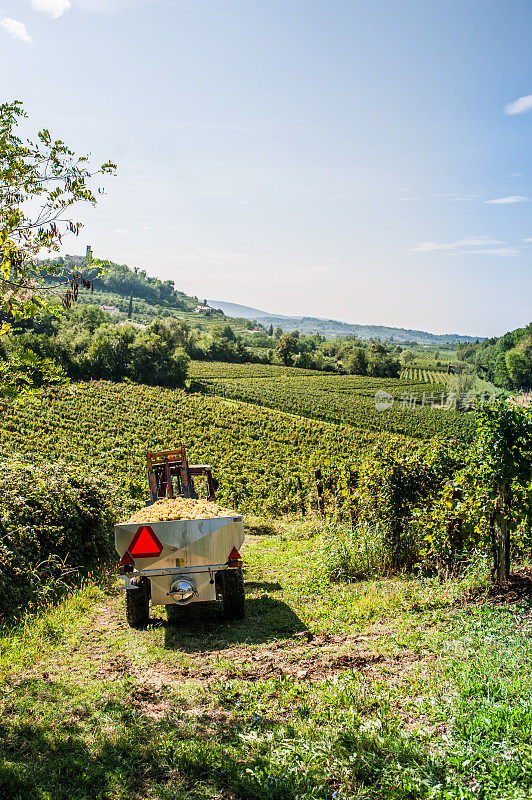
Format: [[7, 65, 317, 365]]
[[2, 519, 532, 799]]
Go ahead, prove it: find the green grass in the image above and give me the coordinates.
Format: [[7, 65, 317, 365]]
[[1, 517, 531, 799]]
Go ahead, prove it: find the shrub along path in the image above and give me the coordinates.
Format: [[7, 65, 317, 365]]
[[2, 518, 532, 799]]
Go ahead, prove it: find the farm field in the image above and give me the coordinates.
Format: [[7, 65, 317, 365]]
[[0, 380, 415, 514], [0, 367, 508, 800], [400, 367, 450, 384], [400, 367, 501, 400], [188, 361, 323, 379], [2, 517, 532, 800], [0, 363, 476, 516], [196, 368, 474, 440], [1, 371, 528, 800]]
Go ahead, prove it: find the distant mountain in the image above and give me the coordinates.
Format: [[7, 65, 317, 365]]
[[209, 300, 480, 345], [209, 300, 272, 319]]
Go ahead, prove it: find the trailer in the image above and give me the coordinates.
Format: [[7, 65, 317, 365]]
[[115, 447, 245, 627]]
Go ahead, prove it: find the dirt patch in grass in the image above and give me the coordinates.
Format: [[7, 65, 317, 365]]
[[171, 630, 431, 685], [7, 595, 435, 723], [81, 603, 433, 693], [129, 684, 170, 720], [468, 569, 532, 605]]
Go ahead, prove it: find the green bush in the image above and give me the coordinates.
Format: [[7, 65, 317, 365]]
[[0, 456, 124, 619], [321, 442, 465, 580]]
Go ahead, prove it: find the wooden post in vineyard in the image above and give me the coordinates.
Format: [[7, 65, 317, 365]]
[[348, 470, 359, 527], [297, 475, 305, 517], [314, 469, 325, 516], [494, 486, 510, 583]]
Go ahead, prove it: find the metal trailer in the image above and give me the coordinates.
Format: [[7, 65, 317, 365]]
[[115, 447, 245, 627]]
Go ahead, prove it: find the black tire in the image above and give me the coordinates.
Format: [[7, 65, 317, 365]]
[[125, 576, 150, 628], [220, 568, 245, 620]]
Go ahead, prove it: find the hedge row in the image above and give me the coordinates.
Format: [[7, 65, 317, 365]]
[[0, 456, 127, 619]]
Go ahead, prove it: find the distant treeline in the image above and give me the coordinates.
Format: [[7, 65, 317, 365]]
[[7, 306, 403, 388], [458, 323, 532, 390]]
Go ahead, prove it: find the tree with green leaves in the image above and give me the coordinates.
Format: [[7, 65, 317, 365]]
[[347, 347, 368, 376], [0, 100, 115, 396], [275, 332, 299, 366]]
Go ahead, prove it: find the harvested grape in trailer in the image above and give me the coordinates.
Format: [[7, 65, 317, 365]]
[[115, 447, 245, 627]]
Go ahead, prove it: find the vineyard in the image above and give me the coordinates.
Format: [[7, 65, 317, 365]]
[[199, 370, 474, 440], [400, 366, 450, 384], [0, 361, 476, 517], [0, 381, 415, 515], [188, 361, 322, 379], [400, 366, 502, 402]]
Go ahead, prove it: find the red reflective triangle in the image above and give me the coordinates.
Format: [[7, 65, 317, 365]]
[[228, 547, 241, 563], [129, 525, 163, 558], [120, 550, 134, 566]]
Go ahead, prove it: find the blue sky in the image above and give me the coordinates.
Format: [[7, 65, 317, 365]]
[[2, 0, 531, 336]]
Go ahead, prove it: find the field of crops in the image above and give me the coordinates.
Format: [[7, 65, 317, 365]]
[[0, 359, 476, 516], [201, 371, 474, 440], [0, 381, 414, 515], [188, 361, 321, 379], [400, 367, 450, 384]]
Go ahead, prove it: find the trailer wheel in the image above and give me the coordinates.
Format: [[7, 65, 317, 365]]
[[125, 576, 150, 628], [220, 568, 245, 620]]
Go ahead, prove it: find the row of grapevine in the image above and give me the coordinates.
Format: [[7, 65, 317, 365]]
[[400, 368, 450, 385]]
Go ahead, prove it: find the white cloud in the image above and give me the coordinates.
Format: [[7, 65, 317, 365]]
[[504, 94, 532, 115], [399, 191, 481, 203], [411, 236, 503, 253], [114, 228, 132, 234], [238, 128, 282, 145], [411, 236, 520, 257], [429, 192, 481, 201], [465, 248, 521, 256], [485, 195, 528, 204], [30, 0, 71, 18], [523, 238, 532, 243], [1, 17, 32, 43]]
